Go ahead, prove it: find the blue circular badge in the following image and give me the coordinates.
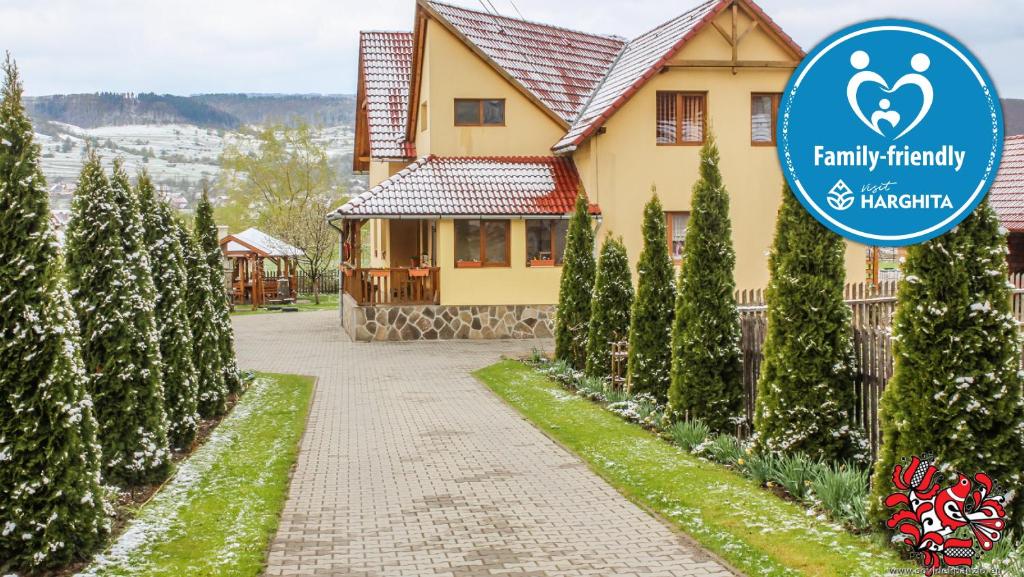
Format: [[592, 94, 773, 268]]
[[779, 20, 1003, 246]]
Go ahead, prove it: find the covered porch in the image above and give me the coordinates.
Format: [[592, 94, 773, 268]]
[[335, 217, 441, 306]]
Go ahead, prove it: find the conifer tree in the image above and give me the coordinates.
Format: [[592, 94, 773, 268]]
[[137, 173, 199, 448], [65, 154, 171, 485], [754, 186, 865, 462], [194, 192, 242, 394], [555, 191, 596, 369], [869, 201, 1024, 527], [179, 223, 228, 417], [0, 54, 109, 571], [627, 192, 676, 402], [585, 235, 633, 378], [668, 136, 742, 432]]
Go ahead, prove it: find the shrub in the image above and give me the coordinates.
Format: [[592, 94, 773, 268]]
[[870, 200, 1024, 528], [702, 434, 747, 468], [813, 461, 869, 530], [754, 185, 866, 463], [668, 419, 711, 452], [577, 376, 607, 401], [0, 55, 110, 571], [766, 453, 821, 502], [668, 135, 742, 432], [555, 191, 596, 370], [744, 451, 779, 486], [627, 192, 676, 402], [585, 235, 633, 378], [179, 223, 228, 418]]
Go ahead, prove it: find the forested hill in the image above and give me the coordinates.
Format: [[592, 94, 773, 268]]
[[25, 93, 355, 129]]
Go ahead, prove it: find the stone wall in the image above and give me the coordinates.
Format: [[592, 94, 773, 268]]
[[342, 295, 554, 342]]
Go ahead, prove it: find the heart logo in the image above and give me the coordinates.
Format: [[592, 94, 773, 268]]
[[846, 51, 934, 140]]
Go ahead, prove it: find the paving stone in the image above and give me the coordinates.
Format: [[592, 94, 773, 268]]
[[233, 310, 735, 577]]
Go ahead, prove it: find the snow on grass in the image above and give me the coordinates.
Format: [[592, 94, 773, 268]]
[[74, 372, 313, 577]]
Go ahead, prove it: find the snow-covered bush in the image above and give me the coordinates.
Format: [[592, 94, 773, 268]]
[[668, 135, 742, 433], [627, 192, 675, 402], [0, 55, 110, 571], [555, 191, 595, 370], [194, 192, 243, 395], [179, 223, 228, 418], [65, 154, 170, 486], [870, 200, 1024, 529], [754, 185, 865, 463], [585, 235, 632, 378]]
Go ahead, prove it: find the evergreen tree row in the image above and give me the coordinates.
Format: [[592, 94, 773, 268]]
[[0, 56, 241, 572]]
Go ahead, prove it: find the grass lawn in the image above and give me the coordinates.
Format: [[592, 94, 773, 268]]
[[230, 294, 337, 316], [475, 360, 913, 577], [76, 372, 314, 577]]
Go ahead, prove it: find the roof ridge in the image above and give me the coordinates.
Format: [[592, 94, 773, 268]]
[[566, 39, 630, 126], [629, 0, 721, 43], [360, 30, 414, 35], [426, 0, 623, 41], [1007, 134, 1024, 140]]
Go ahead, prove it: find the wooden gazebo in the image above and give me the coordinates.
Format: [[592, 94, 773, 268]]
[[219, 228, 303, 309]]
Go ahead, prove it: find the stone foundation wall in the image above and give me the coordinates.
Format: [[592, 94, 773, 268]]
[[342, 295, 554, 342]]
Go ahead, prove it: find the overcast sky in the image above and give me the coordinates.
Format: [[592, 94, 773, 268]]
[[2, 0, 1021, 98]]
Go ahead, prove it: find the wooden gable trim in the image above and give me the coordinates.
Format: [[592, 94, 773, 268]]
[[219, 235, 271, 258], [353, 34, 371, 173], [405, 7, 429, 143], [411, 0, 570, 136]]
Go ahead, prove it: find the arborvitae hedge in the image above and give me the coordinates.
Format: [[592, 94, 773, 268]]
[[179, 223, 228, 418], [870, 200, 1024, 528], [753, 186, 865, 462], [668, 136, 742, 433], [0, 55, 109, 571], [137, 173, 199, 448], [194, 192, 242, 394], [585, 235, 633, 378], [627, 192, 676, 402], [65, 154, 171, 485], [555, 192, 596, 370]]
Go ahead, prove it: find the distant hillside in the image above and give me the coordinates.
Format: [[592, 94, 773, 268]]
[[1005, 99, 1024, 137], [25, 93, 355, 130], [192, 94, 355, 127]]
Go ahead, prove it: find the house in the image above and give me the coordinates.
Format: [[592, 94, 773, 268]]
[[331, 0, 869, 342], [991, 135, 1024, 272]]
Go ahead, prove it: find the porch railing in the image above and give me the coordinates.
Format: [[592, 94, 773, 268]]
[[343, 267, 440, 306]]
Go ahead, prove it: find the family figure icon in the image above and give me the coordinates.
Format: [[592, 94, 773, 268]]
[[846, 49, 934, 139]]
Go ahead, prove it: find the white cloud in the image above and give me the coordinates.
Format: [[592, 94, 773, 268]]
[[1, 0, 1020, 98]]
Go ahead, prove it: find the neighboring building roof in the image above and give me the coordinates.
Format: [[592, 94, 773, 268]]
[[553, 0, 803, 152], [424, 1, 626, 124], [330, 156, 593, 218], [360, 31, 416, 159], [220, 227, 304, 257], [990, 135, 1024, 232]]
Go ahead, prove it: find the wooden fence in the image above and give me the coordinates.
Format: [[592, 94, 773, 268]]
[[738, 277, 1024, 461], [295, 271, 340, 295]]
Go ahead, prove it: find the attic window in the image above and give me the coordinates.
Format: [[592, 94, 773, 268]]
[[656, 91, 705, 145], [455, 99, 505, 126]]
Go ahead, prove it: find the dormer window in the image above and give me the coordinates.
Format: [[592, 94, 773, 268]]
[[455, 99, 505, 126]]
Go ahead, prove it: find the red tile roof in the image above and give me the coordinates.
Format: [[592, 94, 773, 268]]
[[426, 1, 626, 124], [331, 156, 592, 218], [990, 135, 1024, 232], [360, 31, 416, 158], [553, 0, 803, 152]]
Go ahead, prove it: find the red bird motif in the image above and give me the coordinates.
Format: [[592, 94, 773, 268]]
[[883, 456, 1008, 575]]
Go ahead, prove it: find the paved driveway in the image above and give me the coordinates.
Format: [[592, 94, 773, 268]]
[[234, 310, 733, 577]]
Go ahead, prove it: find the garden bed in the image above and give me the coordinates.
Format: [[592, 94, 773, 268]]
[[475, 360, 912, 577], [58, 372, 314, 577]]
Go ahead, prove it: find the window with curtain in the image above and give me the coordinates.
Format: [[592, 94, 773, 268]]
[[657, 92, 705, 145], [666, 212, 690, 261], [751, 93, 780, 144], [526, 220, 569, 266], [455, 219, 509, 267]]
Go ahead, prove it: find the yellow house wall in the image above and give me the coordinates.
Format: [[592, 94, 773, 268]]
[[573, 11, 867, 291], [436, 219, 562, 306], [417, 18, 566, 157]]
